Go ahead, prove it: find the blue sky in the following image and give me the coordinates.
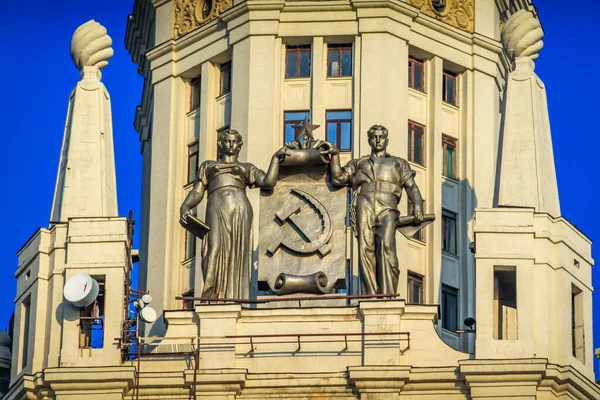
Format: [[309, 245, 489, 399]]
[[0, 0, 599, 376]]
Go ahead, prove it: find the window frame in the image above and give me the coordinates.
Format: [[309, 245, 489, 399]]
[[79, 277, 105, 349], [20, 295, 31, 370], [219, 61, 232, 97], [442, 209, 457, 256], [442, 70, 458, 106], [187, 140, 199, 184], [408, 121, 425, 166], [325, 110, 352, 151], [441, 284, 459, 331], [327, 43, 353, 77], [407, 272, 424, 304], [408, 57, 425, 92], [185, 229, 197, 261], [571, 284, 585, 362], [285, 45, 311, 79], [494, 266, 518, 340], [189, 76, 201, 111], [283, 110, 310, 143], [442, 134, 457, 180]]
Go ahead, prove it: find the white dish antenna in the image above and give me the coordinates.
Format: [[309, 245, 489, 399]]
[[133, 293, 156, 323], [139, 307, 157, 323], [63, 273, 99, 308], [141, 294, 153, 304]]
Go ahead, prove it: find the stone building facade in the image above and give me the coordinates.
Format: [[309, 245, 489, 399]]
[[3, 0, 599, 399]]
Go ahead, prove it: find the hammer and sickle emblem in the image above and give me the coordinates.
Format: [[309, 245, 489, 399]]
[[267, 189, 333, 257]]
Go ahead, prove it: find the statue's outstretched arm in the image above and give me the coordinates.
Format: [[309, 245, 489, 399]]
[[255, 147, 291, 188], [320, 142, 350, 186]]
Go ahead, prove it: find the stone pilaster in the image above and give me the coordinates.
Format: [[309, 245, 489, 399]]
[[184, 368, 247, 399], [194, 304, 242, 369], [460, 359, 546, 399], [348, 366, 410, 400]]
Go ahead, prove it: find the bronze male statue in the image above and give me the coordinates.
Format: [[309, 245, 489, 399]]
[[320, 125, 424, 294]]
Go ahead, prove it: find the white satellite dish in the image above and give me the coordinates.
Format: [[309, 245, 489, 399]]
[[139, 307, 157, 323], [141, 294, 153, 305], [63, 273, 99, 308]]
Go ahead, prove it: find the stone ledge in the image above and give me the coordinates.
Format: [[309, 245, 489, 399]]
[[44, 366, 135, 394], [348, 365, 411, 393]]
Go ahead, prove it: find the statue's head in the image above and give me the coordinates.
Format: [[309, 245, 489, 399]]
[[217, 129, 243, 156], [367, 125, 389, 152]]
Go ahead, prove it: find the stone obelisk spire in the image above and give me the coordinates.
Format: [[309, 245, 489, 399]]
[[495, 10, 561, 216], [50, 20, 118, 222]]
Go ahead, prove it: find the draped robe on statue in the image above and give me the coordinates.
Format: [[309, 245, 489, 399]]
[[197, 160, 262, 298]]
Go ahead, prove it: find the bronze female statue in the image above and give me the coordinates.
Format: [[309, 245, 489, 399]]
[[180, 129, 289, 299]]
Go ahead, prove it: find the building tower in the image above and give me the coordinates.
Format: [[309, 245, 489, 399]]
[[125, 0, 507, 351], [6, 20, 136, 399], [3, 1, 600, 399], [468, 8, 596, 391]]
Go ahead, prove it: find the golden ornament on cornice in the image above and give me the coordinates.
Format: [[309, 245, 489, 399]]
[[173, 0, 233, 39], [408, 0, 474, 33]]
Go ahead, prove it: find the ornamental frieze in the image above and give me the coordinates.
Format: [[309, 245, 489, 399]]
[[408, 0, 475, 33], [173, 0, 233, 39]]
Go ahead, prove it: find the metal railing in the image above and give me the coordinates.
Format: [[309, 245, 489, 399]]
[[175, 293, 401, 308]]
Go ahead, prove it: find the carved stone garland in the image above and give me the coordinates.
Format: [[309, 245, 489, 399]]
[[408, 0, 475, 33], [173, 0, 233, 39]]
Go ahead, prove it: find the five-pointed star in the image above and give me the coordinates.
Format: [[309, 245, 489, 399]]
[[296, 117, 320, 141], [291, 123, 307, 140]]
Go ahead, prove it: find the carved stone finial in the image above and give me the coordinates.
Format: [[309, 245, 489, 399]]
[[501, 10, 544, 64], [70, 20, 114, 71]]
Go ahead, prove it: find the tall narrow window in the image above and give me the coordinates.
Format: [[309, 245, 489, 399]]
[[442, 285, 458, 331], [572, 284, 585, 362], [442, 210, 457, 255], [407, 272, 424, 304], [408, 122, 425, 166], [442, 71, 458, 106], [326, 110, 352, 151], [286, 45, 311, 78], [219, 62, 232, 96], [284, 111, 310, 143], [408, 57, 425, 91], [20, 296, 31, 370], [80, 277, 105, 349], [442, 135, 457, 179], [407, 200, 426, 241], [187, 141, 199, 184], [185, 230, 196, 260], [327, 44, 352, 77], [493, 267, 517, 340], [189, 76, 201, 111]]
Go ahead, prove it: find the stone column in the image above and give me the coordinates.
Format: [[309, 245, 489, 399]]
[[357, 32, 408, 158], [311, 36, 325, 138]]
